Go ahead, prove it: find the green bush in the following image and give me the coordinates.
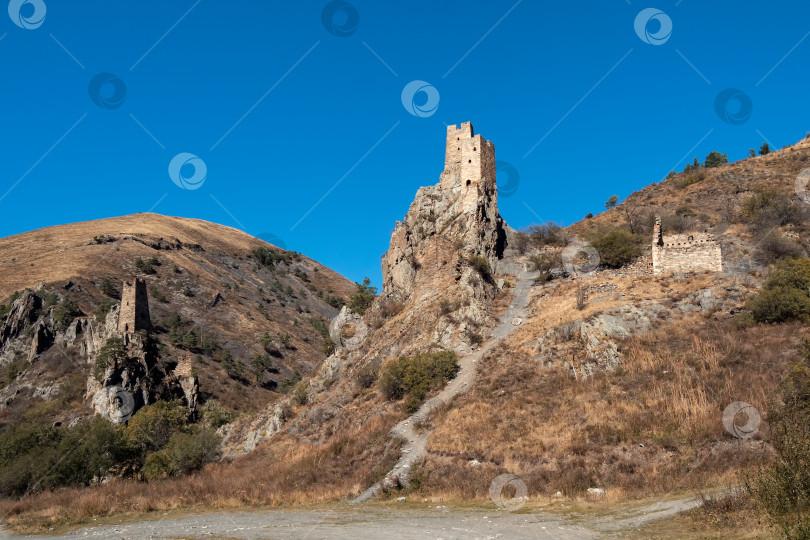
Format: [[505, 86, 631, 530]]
[[349, 277, 377, 315], [143, 428, 220, 481], [199, 400, 237, 429], [760, 142, 770, 155], [0, 417, 127, 497], [747, 258, 810, 323], [100, 278, 117, 297], [95, 337, 127, 379], [125, 400, 188, 455], [379, 351, 459, 413], [251, 247, 291, 267], [94, 298, 114, 320], [604, 195, 618, 209], [135, 257, 157, 275], [588, 229, 644, 269]]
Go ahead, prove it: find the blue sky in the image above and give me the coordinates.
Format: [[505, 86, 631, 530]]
[[1, 1, 808, 287]]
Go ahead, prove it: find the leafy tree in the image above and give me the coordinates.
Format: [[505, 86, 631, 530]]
[[605, 195, 619, 209], [182, 331, 198, 349], [759, 142, 771, 155], [704, 151, 728, 168], [95, 337, 127, 379], [684, 157, 701, 172], [100, 278, 117, 297], [748, 148, 757, 158], [250, 353, 274, 382], [349, 277, 377, 315], [125, 400, 188, 455], [143, 428, 220, 481], [588, 229, 644, 269], [747, 258, 810, 323], [529, 252, 561, 282], [53, 296, 81, 331]]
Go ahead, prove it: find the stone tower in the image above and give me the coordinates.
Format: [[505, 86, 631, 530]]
[[440, 122, 497, 212], [652, 215, 722, 275], [118, 278, 151, 335]]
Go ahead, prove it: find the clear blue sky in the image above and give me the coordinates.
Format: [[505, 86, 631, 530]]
[[1, 1, 808, 287]]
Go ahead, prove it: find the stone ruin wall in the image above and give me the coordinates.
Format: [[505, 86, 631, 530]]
[[652, 218, 723, 275], [174, 355, 194, 378]]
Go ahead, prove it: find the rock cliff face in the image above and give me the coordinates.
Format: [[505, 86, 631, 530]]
[[0, 288, 195, 425], [381, 122, 506, 300]]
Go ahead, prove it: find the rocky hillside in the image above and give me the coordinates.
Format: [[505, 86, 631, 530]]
[[1, 127, 809, 535], [0, 214, 355, 431]]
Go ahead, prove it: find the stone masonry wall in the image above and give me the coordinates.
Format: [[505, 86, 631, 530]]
[[441, 122, 497, 212], [652, 217, 722, 275], [118, 278, 151, 335]]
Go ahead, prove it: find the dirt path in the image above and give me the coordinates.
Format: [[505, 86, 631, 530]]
[[350, 259, 537, 503], [2, 496, 702, 539]]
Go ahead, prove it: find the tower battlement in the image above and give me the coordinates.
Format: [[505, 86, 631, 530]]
[[441, 122, 497, 210], [118, 278, 151, 335]]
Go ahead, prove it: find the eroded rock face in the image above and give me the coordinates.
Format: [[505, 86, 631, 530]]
[[381, 123, 506, 300]]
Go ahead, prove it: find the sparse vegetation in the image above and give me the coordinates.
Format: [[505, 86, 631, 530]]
[[529, 252, 561, 282], [100, 278, 117, 297], [349, 277, 377, 315], [52, 296, 81, 332], [379, 351, 459, 413], [704, 151, 728, 168], [467, 255, 492, 283], [605, 194, 618, 209], [135, 257, 157, 275]]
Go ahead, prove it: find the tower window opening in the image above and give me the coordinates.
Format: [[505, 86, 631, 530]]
[[466, 180, 472, 186]]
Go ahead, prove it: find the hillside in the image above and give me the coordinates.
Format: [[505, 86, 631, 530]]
[[1, 126, 809, 538], [0, 213, 355, 428]]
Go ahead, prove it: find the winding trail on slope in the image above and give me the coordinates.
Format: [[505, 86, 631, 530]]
[[350, 258, 537, 503]]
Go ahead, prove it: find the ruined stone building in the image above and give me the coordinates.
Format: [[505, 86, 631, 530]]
[[118, 278, 151, 336], [652, 216, 723, 275], [440, 122, 497, 213]]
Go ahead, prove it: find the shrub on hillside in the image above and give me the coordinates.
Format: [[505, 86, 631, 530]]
[[0, 417, 127, 497], [588, 229, 644, 269], [748, 340, 810, 538], [758, 234, 806, 264], [379, 351, 459, 412], [125, 400, 188, 455], [467, 255, 493, 282], [142, 428, 220, 481], [747, 258, 810, 323], [740, 189, 804, 231], [529, 252, 561, 282]]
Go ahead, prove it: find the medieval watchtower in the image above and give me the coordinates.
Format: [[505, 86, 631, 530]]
[[118, 278, 151, 335], [440, 122, 497, 211]]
